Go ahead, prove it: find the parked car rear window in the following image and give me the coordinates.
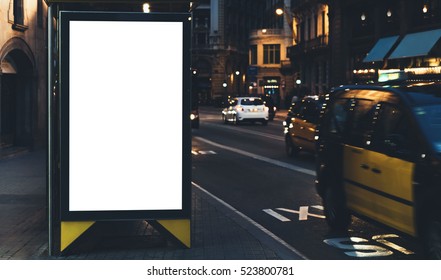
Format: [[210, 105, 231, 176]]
[[241, 98, 264, 106]]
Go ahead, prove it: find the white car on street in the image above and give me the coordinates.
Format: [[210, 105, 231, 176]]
[[222, 97, 269, 125]]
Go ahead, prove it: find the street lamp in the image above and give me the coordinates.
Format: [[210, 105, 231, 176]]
[[142, 3, 150, 13], [275, 0, 293, 30], [235, 70, 241, 96]]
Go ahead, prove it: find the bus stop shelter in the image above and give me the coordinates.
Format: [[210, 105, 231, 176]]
[[45, 0, 192, 256]]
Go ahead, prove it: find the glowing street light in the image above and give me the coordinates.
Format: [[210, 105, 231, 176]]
[[143, 3, 150, 13]]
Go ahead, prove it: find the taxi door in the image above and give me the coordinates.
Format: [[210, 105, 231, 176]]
[[366, 102, 416, 236], [291, 100, 318, 152], [343, 98, 378, 219]]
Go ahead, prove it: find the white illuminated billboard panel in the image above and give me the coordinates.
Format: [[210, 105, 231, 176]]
[[59, 12, 191, 220]]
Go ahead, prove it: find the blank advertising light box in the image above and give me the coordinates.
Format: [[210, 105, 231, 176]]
[[59, 12, 191, 220]]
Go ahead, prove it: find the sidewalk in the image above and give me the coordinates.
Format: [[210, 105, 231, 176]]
[[0, 150, 303, 260]]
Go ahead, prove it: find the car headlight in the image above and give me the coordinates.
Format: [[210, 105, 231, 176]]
[[190, 113, 197, 120]]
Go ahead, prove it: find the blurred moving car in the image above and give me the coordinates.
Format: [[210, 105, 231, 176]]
[[315, 77, 441, 259], [190, 108, 199, 129], [283, 95, 323, 157], [222, 97, 269, 125]]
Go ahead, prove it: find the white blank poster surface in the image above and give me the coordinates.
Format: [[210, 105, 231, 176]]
[[68, 21, 183, 211]]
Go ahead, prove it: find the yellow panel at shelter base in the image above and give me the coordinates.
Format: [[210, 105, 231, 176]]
[[157, 219, 191, 248], [61, 221, 95, 251]]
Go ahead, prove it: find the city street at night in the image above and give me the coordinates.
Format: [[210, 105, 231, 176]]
[[2, 1, 441, 275], [191, 106, 424, 260], [0, 107, 425, 260]]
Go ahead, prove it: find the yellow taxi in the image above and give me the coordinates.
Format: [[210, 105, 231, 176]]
[[283, 96, 323, 157], [315, 79, 441, 259]]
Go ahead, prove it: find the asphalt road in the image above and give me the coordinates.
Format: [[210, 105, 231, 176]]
[[191, 106, 423, 260]]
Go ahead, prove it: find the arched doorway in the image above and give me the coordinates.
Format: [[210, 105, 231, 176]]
[[0, 39, 36, 150]]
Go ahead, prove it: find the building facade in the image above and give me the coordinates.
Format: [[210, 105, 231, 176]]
[[344, 0, 441, 83], [0, 0, 48, 152], [247, 0, 296, 108], [287, 0, 441, 93], [287, 0, 330, 98], [191, 0, 267, 105]]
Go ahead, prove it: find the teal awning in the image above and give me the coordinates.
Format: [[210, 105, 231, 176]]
[[363, 35, 399, 62], [388, 29, 441, 59]]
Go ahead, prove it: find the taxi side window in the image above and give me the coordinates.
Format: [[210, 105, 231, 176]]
[[287, 102, 300, 117], [347, 99, 376, 147], [326, 98, 351, 137], [372, 103, 418, 158], [302, 101, 321, 124]]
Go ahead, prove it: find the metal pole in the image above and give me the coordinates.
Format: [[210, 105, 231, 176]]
[[47, 3, 54, 256]]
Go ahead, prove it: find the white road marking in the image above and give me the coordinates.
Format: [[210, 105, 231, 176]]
[[324, 237, 394, 257], [263, 209, 291, 222], [276, 206, 325, 220], [194, 136, 316, 176], [311, 205, 324, 210], [372, 234, 415, 255], [192, 182, 308, 259], [192, 150, 217, 155], [198, 150, 217, 155]]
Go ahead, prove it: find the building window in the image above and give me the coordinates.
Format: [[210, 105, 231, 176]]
[[38, 0, 43, 28], [12, 0, 27, 31], [306, 17, 310, 40], [196, 33, 208, 46], [263, 44, 280, 64], [250, 45, 257, 65], [314, 14, 318, 38], [14, 0, 24, 24]]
